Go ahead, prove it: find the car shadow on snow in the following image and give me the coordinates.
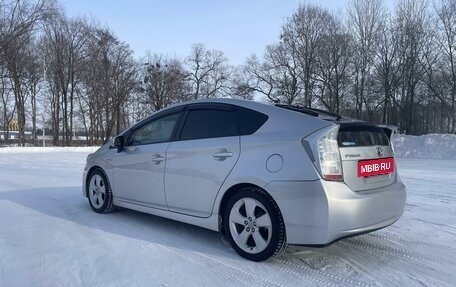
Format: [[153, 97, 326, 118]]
[[4, 186, 451, 287], [0, 185, 430, 279], [0, 186, 239, 259]]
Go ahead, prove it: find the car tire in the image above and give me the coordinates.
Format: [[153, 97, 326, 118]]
[[223, 187, 286, 261], [87, 168, 116, 214]]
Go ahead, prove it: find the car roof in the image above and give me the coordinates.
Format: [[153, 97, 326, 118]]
[[121, 98, 336, 138], [165, 98, 342, 121], [165, 98, 273, 111], [166, 99, 396, 130]]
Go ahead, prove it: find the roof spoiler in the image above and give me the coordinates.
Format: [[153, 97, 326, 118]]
[[275, 104, 343, 120], [339, 122, 398, 140], [377, 124, 398, 140], [375, 124, 398, 131]]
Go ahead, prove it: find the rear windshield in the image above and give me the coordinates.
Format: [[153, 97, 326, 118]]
[[338, 126, 390, 147]]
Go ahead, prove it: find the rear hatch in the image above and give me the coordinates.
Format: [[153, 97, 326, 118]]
[[275, 104, 397, 191], [338, 123, 396, 191]]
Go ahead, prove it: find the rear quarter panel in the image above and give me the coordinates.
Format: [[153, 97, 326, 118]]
[[212, 107, 331, 214]]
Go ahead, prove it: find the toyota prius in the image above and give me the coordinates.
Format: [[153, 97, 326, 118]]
[[83, 99, 406, 261]]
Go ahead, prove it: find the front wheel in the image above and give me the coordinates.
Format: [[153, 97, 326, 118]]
[[223, 187, 286, 261], [87, 168, 116, 214]]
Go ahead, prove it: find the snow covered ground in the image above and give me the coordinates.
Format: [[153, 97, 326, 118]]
[[393, 133, 456, 160], [1, 135, 455, 287]]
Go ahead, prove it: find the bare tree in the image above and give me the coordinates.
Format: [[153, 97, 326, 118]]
[[0, 0, 56, 50], [187, 43, 230, 99], [0, 65, 16, 144], [264, 43, 303, 104], [0, 0, 55, 146], [280, 4, 333, 107], [435, 0, 456, 133], [41, 15, 88, 145], [229, 62, 256, 100], [24, 40, 42, 145], [315, 15, 352, 114], [142, 53, 188, 112], [2, 31, 32, 146], [394, 0, 431, 134], [347, 0, 383, 118], [2, 0, 456, 147], [81, 27, 137, 143], [373, 11, 402, 124], [237, 55, 276, 101]]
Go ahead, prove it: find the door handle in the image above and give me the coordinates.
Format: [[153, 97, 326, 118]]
[[151, 154, 165, 164], [213, 151, 233, 160]]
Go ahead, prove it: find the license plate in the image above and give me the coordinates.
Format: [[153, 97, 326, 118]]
[[358, 157, 394, 177]]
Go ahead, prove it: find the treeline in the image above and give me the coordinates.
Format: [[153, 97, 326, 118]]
[[1, 0, 455, 146]]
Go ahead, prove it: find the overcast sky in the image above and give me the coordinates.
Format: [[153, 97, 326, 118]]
[[62, 1, 355, 65]]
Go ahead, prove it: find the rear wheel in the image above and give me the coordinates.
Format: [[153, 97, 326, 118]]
[[223, 187, 286, 261], [87, 168, 116, 214]]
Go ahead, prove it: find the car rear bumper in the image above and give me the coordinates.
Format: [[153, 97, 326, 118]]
[[264, 176, 406, 245]]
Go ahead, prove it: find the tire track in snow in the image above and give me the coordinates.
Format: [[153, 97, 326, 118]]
[[188, 251, 289, 287], [114, 212, 358, 287], [271, 255, 378, 287], [97, 203, 456, 287], [343, 237, 456, 267], [337, 239, 456, 287], [129, 218, 364, 287], [158, 246, 258, 287], [340, 237, 456, 285], [114, 214, 287, 287], [330, 239, 437, 287], [107, 212, 378, 287], [332, 250, 398, 287], [367, 232, 456, 255]]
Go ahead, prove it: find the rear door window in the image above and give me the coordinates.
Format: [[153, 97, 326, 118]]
[[180, 109, 237, 141]]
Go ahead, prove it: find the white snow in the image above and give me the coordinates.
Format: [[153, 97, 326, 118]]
[[0, 146, 99, 153], [392, 133, 456, 159], [1, 135, 455, 286]]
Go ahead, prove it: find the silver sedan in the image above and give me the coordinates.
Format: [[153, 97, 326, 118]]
[[83, 99, 406, 261]]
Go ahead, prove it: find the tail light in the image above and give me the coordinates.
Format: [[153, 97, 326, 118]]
[[317, 125, 343, 181]]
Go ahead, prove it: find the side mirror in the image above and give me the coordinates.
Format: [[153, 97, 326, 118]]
[[113, 135, 125, 153]]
